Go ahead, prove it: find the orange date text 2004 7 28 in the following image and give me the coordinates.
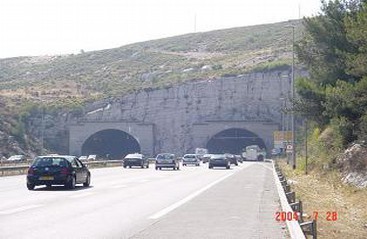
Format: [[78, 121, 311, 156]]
[[275, 211, 338, 221]]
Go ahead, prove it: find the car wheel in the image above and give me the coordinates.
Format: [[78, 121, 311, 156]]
[[27, 182, 35, 190], [146, 163, 149, 168], [226, 165, 230, 169], [123, 166, 127, 168], [46, 183, 52, 189], [67, 176, 76, 189], [155, 166, 158, 170], [129, 166, 132, 168], [83, 174, 91, 187], [209, 165, 213, 169]]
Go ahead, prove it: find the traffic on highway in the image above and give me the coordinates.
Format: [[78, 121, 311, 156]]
[[0, 153, 287, 239]]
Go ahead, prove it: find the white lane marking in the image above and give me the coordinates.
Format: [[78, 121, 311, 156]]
[[0, 204, 43, 215], [69, 192, 95, 199], [149, 172, 235, 220]]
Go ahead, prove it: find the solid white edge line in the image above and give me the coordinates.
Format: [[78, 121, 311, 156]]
[[149, 168, 241, 220]]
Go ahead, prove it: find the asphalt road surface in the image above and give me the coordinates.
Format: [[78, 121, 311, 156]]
[[0, 161, 287, 239]]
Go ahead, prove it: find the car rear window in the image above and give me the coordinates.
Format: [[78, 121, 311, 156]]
[[184, 155, 196, 158], [33, 157, 68, 167], [157, 154, 174, 160], [210, 155, 225, 159]]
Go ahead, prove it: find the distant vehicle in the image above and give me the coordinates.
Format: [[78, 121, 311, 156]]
[[79, 155, 88, 161], [123, 153, 149, 168], [155, 153, 179, 170], [225, 153, 238, 166], [201, 154, 212, 163], [243, 145, 266, 161], [235, 155, 243, 163], [26, 155, 91, 190], [6, 155, 26, 162], [208, 154, 230, 169], [195, 148, 208, 160], [182, 154, 200, 166], [87, 155, 97, 161]]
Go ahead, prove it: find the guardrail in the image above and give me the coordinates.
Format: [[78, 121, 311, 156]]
[[273, 160, 317, 239], [0, 160, 127, 177]]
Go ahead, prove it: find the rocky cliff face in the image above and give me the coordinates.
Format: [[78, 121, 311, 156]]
[[339, 143, 367, 188], [31, 69, 304, 154], [79, 70, 299, 153]]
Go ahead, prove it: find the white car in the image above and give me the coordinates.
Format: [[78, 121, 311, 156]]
[[6, 155, 26, 162]]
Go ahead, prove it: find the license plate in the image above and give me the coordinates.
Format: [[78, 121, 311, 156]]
[[39, 176, 54, 180]]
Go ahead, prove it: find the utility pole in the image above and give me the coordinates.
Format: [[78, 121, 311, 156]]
[[41, 107, 45, 154], [290, 25, 296, 170], [305, 118, 308, 174]]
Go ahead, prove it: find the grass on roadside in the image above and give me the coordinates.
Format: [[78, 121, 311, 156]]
[[278, 158, 367, 238]]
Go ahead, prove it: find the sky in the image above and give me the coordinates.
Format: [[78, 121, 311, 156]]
[[0, 0, 322, 59]]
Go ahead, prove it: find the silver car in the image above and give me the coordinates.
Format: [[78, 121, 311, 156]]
[[155, 153, 179, 170], [182, 154, 200, 166]]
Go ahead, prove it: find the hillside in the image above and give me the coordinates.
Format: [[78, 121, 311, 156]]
[[0, 20, 302, 103], [0, 19, 302, 157]]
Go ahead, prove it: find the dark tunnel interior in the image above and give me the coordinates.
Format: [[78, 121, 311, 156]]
[[81, 129, 140, 159], [206, 128, 266, 154]]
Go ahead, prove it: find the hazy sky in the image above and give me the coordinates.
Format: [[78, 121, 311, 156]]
[[0, 0, 322, 59]]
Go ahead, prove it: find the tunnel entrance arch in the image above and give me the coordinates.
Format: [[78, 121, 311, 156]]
[[81, 129, 140, 159], [206, 128, 266, 154]]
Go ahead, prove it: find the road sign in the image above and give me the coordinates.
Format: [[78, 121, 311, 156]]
[[286, 144, 293, 153]]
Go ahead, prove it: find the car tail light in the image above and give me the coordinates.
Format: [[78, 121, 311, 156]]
[[27, 167, 34, 175], [60, 167, 70, 175]]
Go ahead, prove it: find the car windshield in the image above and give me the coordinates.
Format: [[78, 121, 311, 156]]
[[33, 157, 68, 167]]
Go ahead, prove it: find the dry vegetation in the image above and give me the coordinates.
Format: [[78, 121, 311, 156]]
[[279, 159, 367, 238]]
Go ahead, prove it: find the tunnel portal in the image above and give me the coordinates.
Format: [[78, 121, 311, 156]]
[[81, 129, 140, 159], [206, 128, 266, 155]]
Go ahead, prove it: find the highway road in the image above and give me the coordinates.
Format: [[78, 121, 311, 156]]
[[0, 161, 287, 239]]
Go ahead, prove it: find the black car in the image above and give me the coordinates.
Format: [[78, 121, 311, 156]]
[[155, 153, 180, 170], [209, 154, 231, 169], [26, 155, 91, 190], [123, 153, 149, 168]]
